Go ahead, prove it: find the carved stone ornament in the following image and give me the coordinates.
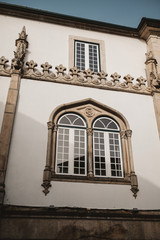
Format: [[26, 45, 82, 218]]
[[0, 56, 10, 75], [42, 180, 52, 195], [86, 128, 93, 136], [125, 129, 132, 138], [47, 121, 55, 130], [11, 26, 28, 72], [42, 166, 52, 195], [130, 173, 139, 198], [85, 107, 95, 118]]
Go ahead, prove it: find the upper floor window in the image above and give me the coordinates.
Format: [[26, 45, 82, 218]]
[[75, 41, 100, 72], [69, 36, 106, 72]]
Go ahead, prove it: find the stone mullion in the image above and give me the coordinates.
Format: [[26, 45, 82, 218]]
[[0, 73, 21, 204], [87, 128, 93, 177], [125, 129, 139, 198], [125, 130, 134, 174], [120, 130, 130, 177], [51, 125, 58, 175], [153, 93, 160, 138], [41, 122, 56, 195]]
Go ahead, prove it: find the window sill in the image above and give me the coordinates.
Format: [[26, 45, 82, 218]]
[[51, 174, 131, 185]]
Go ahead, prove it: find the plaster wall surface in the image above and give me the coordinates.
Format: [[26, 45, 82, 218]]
[[0, 14, 147, 80], [4, 79, 160, 209], [0, 76, 10, 130]]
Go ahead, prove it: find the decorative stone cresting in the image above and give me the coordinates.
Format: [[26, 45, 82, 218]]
[[145, 51, 160, 89], [1, 58, 160, 94]]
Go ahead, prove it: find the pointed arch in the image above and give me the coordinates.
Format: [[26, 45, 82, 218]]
[[42, 98, 139, 198]]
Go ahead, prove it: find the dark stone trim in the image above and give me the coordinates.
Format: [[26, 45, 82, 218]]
[[0, 2, 139, 38], [51, 174, 131, 185], [1, 205, 160, 221]]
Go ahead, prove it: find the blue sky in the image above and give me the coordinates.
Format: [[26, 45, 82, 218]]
[[0, 0, 160, 27]]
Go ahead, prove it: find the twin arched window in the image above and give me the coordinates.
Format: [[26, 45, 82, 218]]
[[42, 99, 139, 198], [55, 113, 123, 178]]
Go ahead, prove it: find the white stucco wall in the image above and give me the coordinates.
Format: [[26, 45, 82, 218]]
[[1, 14, 160, 210], [4, 79, 160, 209], [0, 76, 10, 130], [0, 14, 146, 80]]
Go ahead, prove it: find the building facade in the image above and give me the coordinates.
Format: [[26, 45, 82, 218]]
[[0, 3, 160, 240]]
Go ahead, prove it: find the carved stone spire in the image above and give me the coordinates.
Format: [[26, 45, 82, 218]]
[[11, 26, 28, 72]]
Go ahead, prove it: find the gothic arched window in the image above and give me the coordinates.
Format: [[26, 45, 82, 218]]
[[93, 117, 123, 178], [55, 113, 87, 176], [42, 98, 139, 198]]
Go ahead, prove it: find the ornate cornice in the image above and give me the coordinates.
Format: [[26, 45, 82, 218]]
[[1, 58, 158, 95]]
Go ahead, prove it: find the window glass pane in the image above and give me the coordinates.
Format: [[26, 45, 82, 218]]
[[89, 44, 99, 72], [75, 41, 100, 72], [58, 113, 86, 127], [75, 41, 85, 71], [59, 116, 70, 125], [93, 131, 106, 177], [74, 129, 86, 175], [93, 117, 119, 130], [109, 133, 123, 178], [56, 128, 69, 174]]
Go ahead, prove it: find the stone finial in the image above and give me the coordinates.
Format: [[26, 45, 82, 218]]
[[12, 26, 28, 72], [18, 26, 28, 41], [70, 66, 80, 76], [111, 72, 121, 82], [84, 68, 94, 83], [136, 76, 146, 86], [124, 74, 134, 84], [55, 64, 66, 76], [97, 70, 108, 85], [84, 68, 94, 77], [26, 60, 37, 70], [41, 62, 52, 72], [111, 72, 121, 86]]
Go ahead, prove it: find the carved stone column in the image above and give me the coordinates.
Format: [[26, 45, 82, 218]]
[[0, 27, 28, 204], [125, 130, 139, 198], [120, 130, 130, 177], [42, 122, 57, 195], [87, 128, 93, 177], [153, 93, 160, 138], [51, 124, 58, 175]]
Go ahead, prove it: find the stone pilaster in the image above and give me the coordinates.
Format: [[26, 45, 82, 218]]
[[0, 27, 28, 204]]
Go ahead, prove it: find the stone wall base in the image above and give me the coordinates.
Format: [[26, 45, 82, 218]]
[[0, 205, 160, 240]]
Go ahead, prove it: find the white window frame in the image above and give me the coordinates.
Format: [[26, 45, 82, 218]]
[[74, 41, 100, 72], [93, 117, 124, 178], [69, 35, 106, 72], [55, 114, 87, 176]]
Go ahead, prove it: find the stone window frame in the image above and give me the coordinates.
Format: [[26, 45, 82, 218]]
[[69, 35, 106, 72], [42, 98, 139, 198]]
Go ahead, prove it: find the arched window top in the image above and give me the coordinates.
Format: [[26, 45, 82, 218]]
[[58, 113, 86, 127], [93, 117, 119, 131]]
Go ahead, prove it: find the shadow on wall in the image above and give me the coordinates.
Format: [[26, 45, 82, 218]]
[[0, 101, 5, 131], [3, 108, 160, 210], [4, 109, 48, 205]]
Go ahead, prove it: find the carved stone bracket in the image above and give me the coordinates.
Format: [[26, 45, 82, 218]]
[[130, 173, 139, 198], [41, 166, 52, 195], [0, 56, 10, 76]]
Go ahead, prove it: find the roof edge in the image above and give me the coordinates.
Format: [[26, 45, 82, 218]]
[[0, 2, 139, 38], [0, 2, 160, 39]]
